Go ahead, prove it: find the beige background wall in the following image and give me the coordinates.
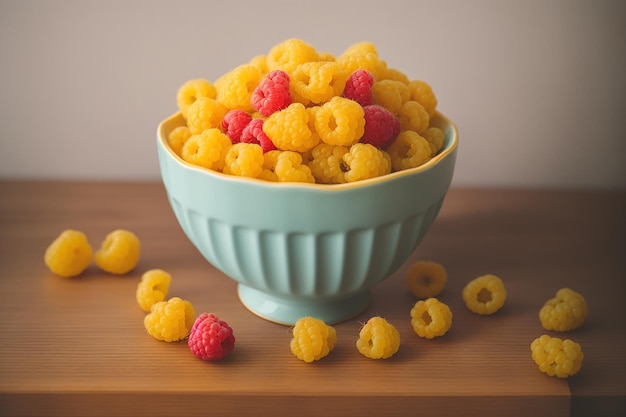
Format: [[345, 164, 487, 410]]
[[1, 0, 624, 188]]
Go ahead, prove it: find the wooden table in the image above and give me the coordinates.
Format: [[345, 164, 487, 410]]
[[0, 181, 624, 417]]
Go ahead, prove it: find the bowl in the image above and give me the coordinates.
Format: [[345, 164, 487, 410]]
[[156, 112, 458, 325]]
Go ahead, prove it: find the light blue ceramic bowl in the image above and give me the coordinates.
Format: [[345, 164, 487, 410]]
[[157, 112, 458, 325]]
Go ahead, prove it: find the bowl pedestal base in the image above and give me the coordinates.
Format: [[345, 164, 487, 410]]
[[237, 284, 370, 326]]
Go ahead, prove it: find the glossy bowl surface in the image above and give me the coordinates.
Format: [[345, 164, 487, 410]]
[[157, 112, 458, 324]]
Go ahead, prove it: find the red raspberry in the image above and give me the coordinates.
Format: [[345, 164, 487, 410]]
[[222, 109, 252, 144], [188, 313, 235, 361], [241, 118, 276, 153], [251, 70, 292, 117], [360, 105, 399, 148], [343, 69, 374, 106]]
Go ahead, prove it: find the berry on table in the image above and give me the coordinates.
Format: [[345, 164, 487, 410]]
[[530, 335, 584, 378], [405, 260, 447, 299], [290, 316, 337, 363], [136, 269, 172, 312], [356, 316, 400, 359], [410, 298, 453, 339], [144, 297, 195, 342], [44, 229, 93, 277], [539, 288, 588, 332], [462, 274, 507, 315], [94, 229, 140, 275], [188, 313, 236, 361]]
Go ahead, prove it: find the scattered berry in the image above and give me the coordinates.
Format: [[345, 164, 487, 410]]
[[410, 298, 453, 339], [136, 269, 172, 312], [44, 229, 93, 277], [290, 316, 337, 363], [188, 313, 236, 361], [221, 109, 252, 144], [539, 288, 588, 332], [144, 297, 195, 342], [343, 69, 374, 106], [462, 274, 507, 315], [251, 70, 292, 117], [387, 130, 432, 171], [360, 105, 398, 148], [405, 260, 447, 299], [94, 229, 140, 275], [240, 118, 276, 152], [176, 79, 217, 119], [222, 143, 265, 178], [531, 335, 584, 378], [314, 96, 365, 147], [356, 316, 400, 359]]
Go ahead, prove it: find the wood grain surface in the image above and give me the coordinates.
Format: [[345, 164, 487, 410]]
[[0, 181, 624, 417]]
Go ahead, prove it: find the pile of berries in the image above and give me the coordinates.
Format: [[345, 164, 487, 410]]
[[44, 228, 140, 277], [169, 39, 444, 184]]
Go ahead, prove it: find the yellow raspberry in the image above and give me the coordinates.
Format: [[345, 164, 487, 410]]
[[263, 102, 318, 153], [216, 65, 263, 112], [186, 96, 228, 135], [290, 316, 337, 363], [539, 288, 588, 332], [408, 80, 438, 118], [387, 130, 432, 171], [276, 151, 315, 183], [166, 125, 191, 157], [136, 269, 172, 312], [314, 96, 365, 147], [94, 229, 141, 275], [405, 260, 447, 299], [248, 54, 269, 74], [266, 38, 319, 74], [335, 41, 380, 79], [342, 143, 391, 183], [44, 229, 93, 278], [380, 66, 410, 84], [397, 100, 430, 134], [290, 61, 348, 105], [181, 128, 232, 172], [223, 143, 265, 178], [307, 143, 349, 184], [176, 79, 217, 119], [356, 316, 400, 359], [531, 335, 584, 378], [424, 127, 445, 156], [410, 298, 453, 339], [144, 297, 195, 342], [371, 80, 411, 115], [462, 274, 507, 315]]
